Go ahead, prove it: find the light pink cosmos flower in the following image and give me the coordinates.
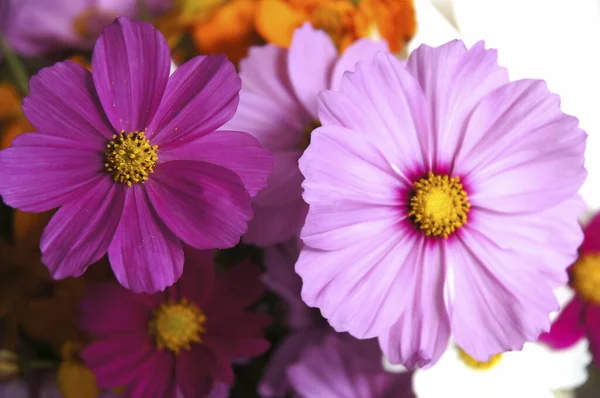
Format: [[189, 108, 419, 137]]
[[296, 40, 587, 368], [222, 22, 388, 246]]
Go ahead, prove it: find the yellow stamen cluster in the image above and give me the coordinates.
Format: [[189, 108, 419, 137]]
[[572, 254, 600, 306], [105, 131, 158, 186], [457, 347, 503, 371], [149, 299, 206, 355], [409, 172, 471, 238]]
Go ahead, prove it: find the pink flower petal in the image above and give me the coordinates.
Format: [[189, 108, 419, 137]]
[[244, 198, 308, 247], [287, 23, 337, 118], [23, 61, 115, 144], [318, 52, 428, 178], [299, 125, 407, 251], [158, 130, 272, 197], [297, 232, 423, 340], [539, 296, 586, 349], [405, 40, 509, 169], [146, 160, 252, 250], [461, 80, 587, 213], [79, 283, 153, 338], [448, 225, 559, 362], [108, 185, 184, 293], [224, 44, 310, 151], [205, 312, 271, 358], [331, 38, 389, 90], [378, 241, 451, 369], [81, 332, 156, 388], [92, 17, 170, 132], [122, 350, 175, 398], [177, 345, 217, 398], [0, 134, 105, 212], [40, 176, 125, 278], [148, 55, 240, 145]]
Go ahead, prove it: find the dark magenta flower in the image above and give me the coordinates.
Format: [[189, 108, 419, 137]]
[[0, 17, 272, 293], [540, 212, 600, 365], [79, 248, 270, 397]]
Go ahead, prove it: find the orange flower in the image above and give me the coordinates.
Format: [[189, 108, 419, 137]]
[[255, 0, 415, 52], [0, 83, 32, 150], [57, 340, 100, 398], [157, 0, 262, 65], [192, 0, 260, 64]]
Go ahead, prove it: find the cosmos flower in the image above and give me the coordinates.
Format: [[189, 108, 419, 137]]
[[384, 336, 590, 398], [0, 17, 272, 293], [540, 212, 600, 365], [259, 239, 329, 396], [80, 248, 270, 397], [255, 0, 416, 53], [289, 334, 415, 398], [223, 22, 387, 246], [260, 238, 413, 397], [296, 40, 587, 368], [1, 0, 172, 56]]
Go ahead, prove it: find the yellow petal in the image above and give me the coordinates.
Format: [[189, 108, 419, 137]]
[[256, 0, 308, 48], [57, 360, 100, 398]]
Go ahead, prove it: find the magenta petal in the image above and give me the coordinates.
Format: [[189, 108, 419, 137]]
[[146, 160, 252, 250], [582, 213, 600, 253], [538, 297, 586, 349], [331, 38, 389, 90], [205, 263, 265, 317], [79, 283, 152, 338], [148, 55, 240, 145], [92, 17, 170, 132], [108, 185, 184, 293], [124, 350, 175, 398], [585, 305, 600, 367], [287, 23, 337, 118], [244, 199, 308, 247], [158, 130, 273, 197], [81, 332, 156, 388], [178, 247, 216, 306], [23, 61, 115, 144], [205, 313, 271, 358], [177, 345, 216, 398], [0, 135, 105, 212], [40, 176, 125, 278]]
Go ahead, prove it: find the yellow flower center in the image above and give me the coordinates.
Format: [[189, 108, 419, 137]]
[[149, 299, 206, 355], [572, 254, 600, 305], [105, 131, 158, 187], [457, 347, 503, 371], [408, 172, 470, 238]]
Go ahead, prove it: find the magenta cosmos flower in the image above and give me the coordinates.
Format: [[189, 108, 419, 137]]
[[0, 17, 272, 293], [1, 0, 171, 56], [296, 40, 587, 368], [79, 248, 270, 398], [222, 22, 388, 246], [288, 335, 415, 398], [540, 212, 600, 365]]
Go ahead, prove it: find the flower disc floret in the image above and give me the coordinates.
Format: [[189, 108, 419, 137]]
[[149, 298, 206, 355], [104, 131, 158, 186]]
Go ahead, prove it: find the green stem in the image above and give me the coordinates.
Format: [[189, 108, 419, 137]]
[[1, 36, 29, 97]]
